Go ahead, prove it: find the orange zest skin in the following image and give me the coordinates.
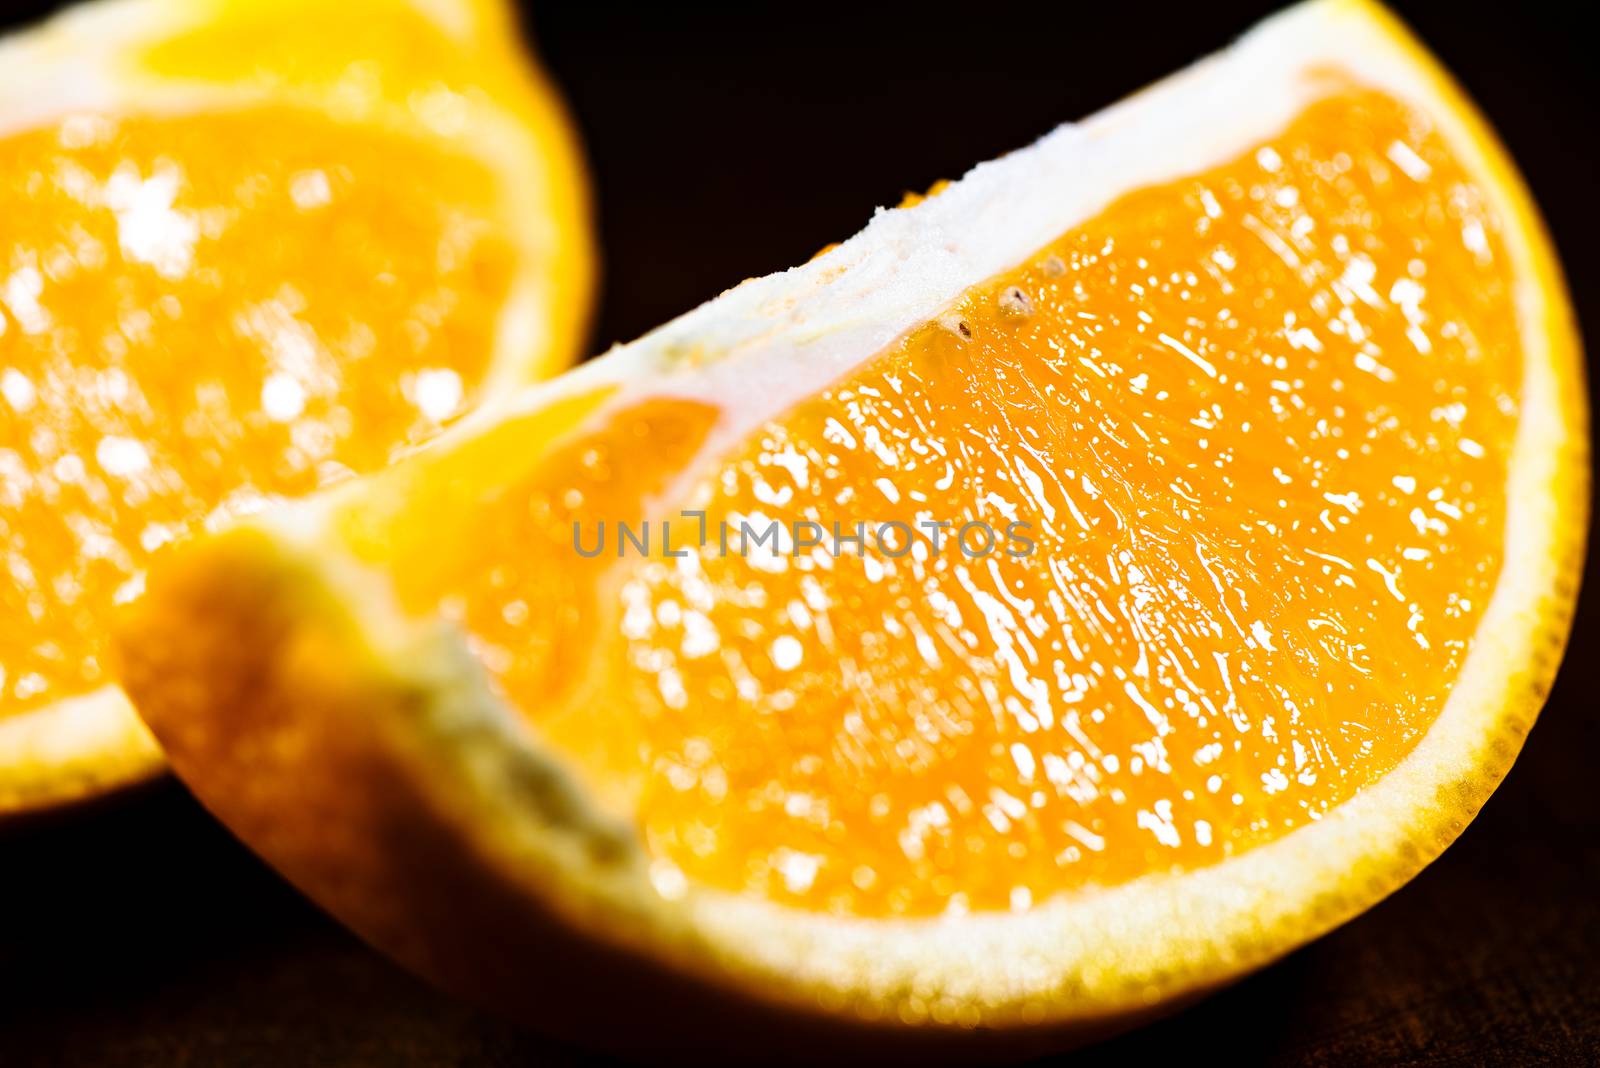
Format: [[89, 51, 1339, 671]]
[[331, 85, 1520, 919]]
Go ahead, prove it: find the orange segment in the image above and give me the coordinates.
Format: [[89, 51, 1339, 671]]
[[0, 0, 592, 813], [113, 0, 1585, 1054], [348, 88, 1518, 917]]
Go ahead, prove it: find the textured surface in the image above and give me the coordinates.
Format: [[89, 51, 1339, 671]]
[[612, 89, 1519, 914], [0, 108, 512, 717], [0, 0, 1592, 1062]]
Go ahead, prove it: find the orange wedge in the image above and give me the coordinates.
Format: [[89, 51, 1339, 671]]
[[118, 0, 1584, 1056], [0, 0, 592, 813]]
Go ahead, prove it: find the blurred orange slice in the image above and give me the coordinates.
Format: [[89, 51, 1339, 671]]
[[0, 0, 593, 813], [119, 0, 1583, 1056]]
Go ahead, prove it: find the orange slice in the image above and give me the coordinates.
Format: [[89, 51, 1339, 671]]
[[0, 0, 593, 813], [118, 0, 1584, 1056]]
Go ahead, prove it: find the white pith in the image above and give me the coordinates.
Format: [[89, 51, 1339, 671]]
[[0, 0, 584, 812], [248, 0, 1586, 1026]]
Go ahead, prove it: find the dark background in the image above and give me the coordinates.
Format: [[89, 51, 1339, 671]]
[[1, 1, 1595, 1064]]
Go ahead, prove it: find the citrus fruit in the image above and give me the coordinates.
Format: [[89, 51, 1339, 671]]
[[0, 0, 593, 814], [118, 0, 1584, 1056]]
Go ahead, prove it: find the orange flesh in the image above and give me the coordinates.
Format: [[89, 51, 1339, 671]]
[[0, 108, 515, 717], [366, 87, 1519, 917], [143, 2, 476, 89], [141, 0, 540, 126]]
